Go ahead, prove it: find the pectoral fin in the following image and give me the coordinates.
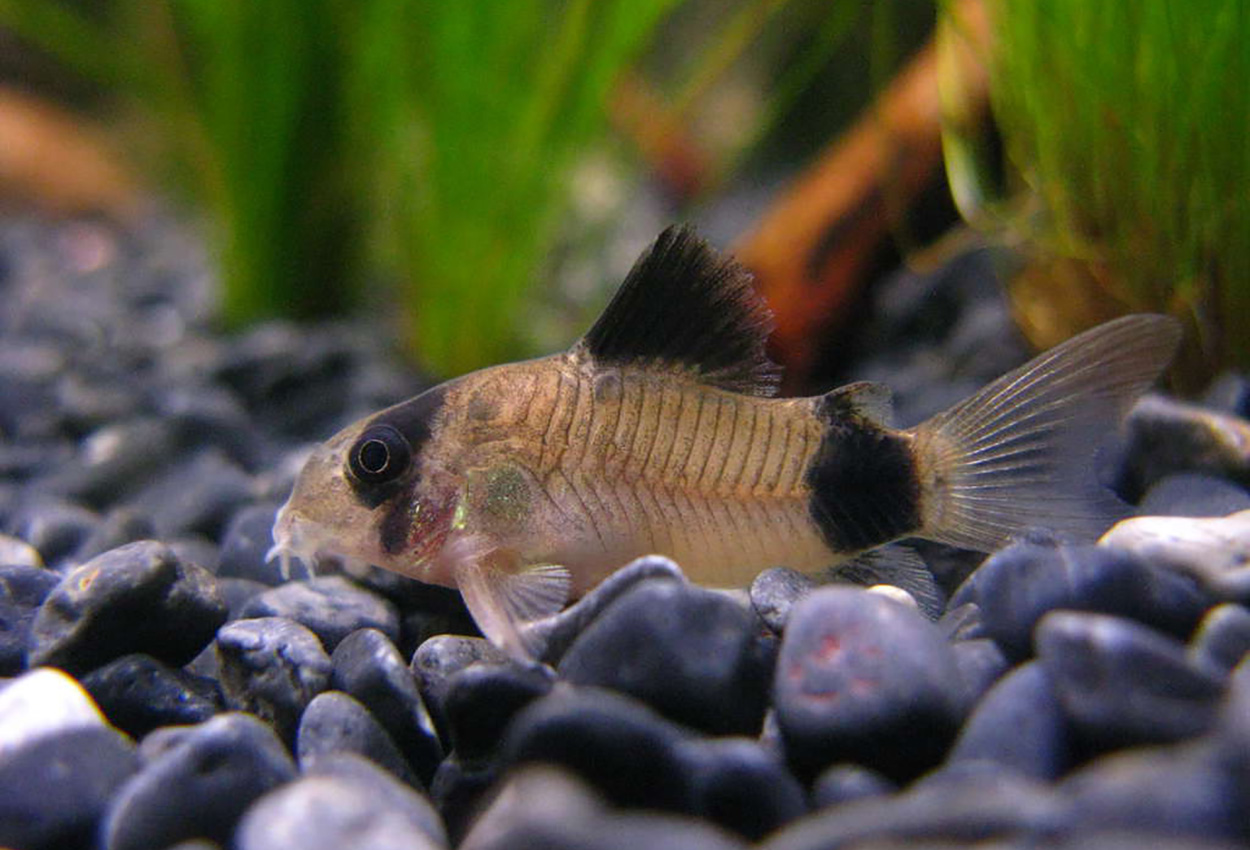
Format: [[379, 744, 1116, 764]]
[[455, 555, 571, 660]]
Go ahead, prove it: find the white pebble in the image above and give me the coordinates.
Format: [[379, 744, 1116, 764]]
[[0, 667, 107, 762], [1099, 509, 1250, 585]]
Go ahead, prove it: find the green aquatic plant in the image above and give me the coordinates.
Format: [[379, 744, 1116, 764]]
[[941, 0, 1250, 380]]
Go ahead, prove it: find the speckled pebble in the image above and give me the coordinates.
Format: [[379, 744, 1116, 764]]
[[239, 575, 400, 651], [100, 712, 296, 850], [215, 616, 331, 741], [773, 587, 965, 781], [329, 628, 442, 783], [27, 540, 227, 675], [750, 568, 817, 634]]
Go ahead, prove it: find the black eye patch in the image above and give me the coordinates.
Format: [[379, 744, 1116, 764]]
[[349, 425, 411, 485]]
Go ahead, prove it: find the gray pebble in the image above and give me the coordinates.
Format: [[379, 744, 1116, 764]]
[[409, 634, 506, 738], [27, 540, 227, 675], [216, 616, 331, 741], [240, 575, 400, 651]]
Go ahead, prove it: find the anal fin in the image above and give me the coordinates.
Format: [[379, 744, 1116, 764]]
[[825, 544, 944, 618], [455, 555, 571, 661]]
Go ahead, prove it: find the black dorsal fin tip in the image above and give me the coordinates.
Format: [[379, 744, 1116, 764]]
[[574, 225, 781, 397]]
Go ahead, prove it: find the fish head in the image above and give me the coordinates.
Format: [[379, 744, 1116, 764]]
[[268, 382, 460, 583]]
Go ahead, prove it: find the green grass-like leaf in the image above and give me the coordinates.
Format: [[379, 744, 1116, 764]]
[[970, 0, 1250, 368]]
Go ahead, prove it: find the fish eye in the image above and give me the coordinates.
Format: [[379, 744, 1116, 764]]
[[348, 425, 411, 484]]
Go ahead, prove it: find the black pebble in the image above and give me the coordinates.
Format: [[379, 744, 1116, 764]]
[[0, 563, 61, 675], [80, 653, 222, 738], [679, 737, 807, 840], [0, 725, 139, 850], [215, 616, 331, 742], [297, 690, 416, 785], [329, 627, 443, 784], [750, 568, 817, 634], [773, 587, 965, 782], [217, 503, 291, 586], [36, 417, 180, 509], [441, 660, 553, 762], [27, 540, 227, 675], [971, 536, 1210, 660], [100, 712, 297, 850], [462, 766, 749, 850], [409, 634, 507, 739], [72, 507, 156, 563], [5, 497, 101, 567], [501, 686, 694, 813], [1137, 473, 1250, 517], [558, 580, 774, 736], [950, 637, 1009, 709], [236, 755, 447, 850], [240, 575, 400, 651], [1189, 603, 1250, 673], [531, 555, 687, 664], [761, 767, 1061, 850], [1059, 740, 1249, 844], [129, 449, 255, 540], [809, 764, 895, 810], [946, 661, 1070, 780], [429, 754, 499, 845], [1036, 611, 1227, 751]]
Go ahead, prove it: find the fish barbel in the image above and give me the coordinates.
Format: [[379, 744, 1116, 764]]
[[270, 226, 1180, 657]]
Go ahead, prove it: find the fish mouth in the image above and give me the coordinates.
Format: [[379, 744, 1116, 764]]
[[266, 504, 372, 580]]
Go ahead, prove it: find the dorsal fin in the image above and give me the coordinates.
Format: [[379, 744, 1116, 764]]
[[820, 381, 894, 427], [572, 225, 781, 397]]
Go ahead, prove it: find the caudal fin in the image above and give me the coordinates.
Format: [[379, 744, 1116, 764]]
[[909, 314, 1181, 551]]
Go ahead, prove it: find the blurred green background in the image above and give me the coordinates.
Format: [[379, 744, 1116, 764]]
[[0, 0, 1246, 385]]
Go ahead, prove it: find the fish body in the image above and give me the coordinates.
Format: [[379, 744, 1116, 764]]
[[271, 226, 1180, 657]]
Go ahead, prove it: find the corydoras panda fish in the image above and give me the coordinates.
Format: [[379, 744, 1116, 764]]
[[269, 226, 1180, 657]]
